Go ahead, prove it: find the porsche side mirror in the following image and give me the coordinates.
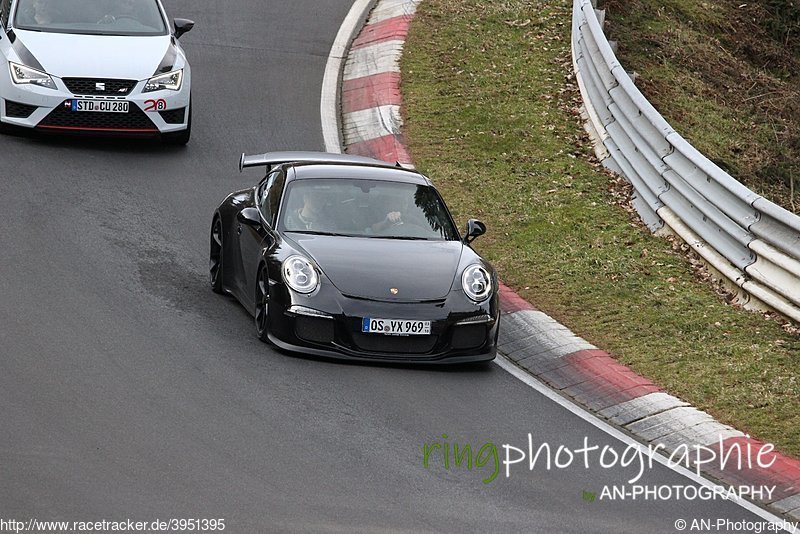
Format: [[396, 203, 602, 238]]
[[174, 18, 194, 39], [463, 219, 486, 244], [237, 207, 261, 227]]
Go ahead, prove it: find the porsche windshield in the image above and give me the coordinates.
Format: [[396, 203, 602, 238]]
[[280, 179, 460, 241], [14, 0, 168, 36]]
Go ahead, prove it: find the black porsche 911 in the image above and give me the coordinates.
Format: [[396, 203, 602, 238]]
[[210, 151, 499, 363]]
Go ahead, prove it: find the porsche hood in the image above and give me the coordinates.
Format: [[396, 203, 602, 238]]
[[289, 236, 465, 302], [13, 30, 174, 79]]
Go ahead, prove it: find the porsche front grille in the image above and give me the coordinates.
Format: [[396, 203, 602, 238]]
[[295, 316, 335, 344], [351, 332, 437, 354], [450, 325, 487, 350]]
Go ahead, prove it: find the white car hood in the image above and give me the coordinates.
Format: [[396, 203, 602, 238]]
[[15, 30, 172, 80]]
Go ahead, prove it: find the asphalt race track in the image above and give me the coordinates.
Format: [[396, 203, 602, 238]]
[[0, 1, 785, 532]]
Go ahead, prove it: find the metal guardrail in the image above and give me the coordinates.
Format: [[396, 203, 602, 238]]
[[571, 0, 800, 323]]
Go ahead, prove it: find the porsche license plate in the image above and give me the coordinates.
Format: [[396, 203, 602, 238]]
[[70, 100, 129, 113], [362, 318, 431, 336]]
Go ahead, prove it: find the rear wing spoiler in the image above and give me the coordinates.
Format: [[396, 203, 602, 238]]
[[239, 151, 396, 172]]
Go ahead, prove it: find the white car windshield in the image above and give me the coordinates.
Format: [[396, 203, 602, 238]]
[[281, 179, 460, 241], [14, 0, 167, 36]]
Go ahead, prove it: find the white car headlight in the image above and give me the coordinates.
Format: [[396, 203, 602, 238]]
[[9, 62, 56, 90], [143, 69, 183, 92], [462, 265, 492, 302], [282, 255, 319, 294]]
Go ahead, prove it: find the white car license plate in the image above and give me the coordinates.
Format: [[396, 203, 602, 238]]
[[362, 318, 431, 336], [70, 100, 129, 113]]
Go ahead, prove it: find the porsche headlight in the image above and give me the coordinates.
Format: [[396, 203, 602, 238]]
[[282, 255, 319, 294], [9, 62, 56, 90], [462, 265, 492, 302], [143, 69, 183, 92]]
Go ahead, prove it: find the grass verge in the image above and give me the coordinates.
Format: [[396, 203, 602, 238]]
[[400, 0, 800, 456], [604, 0, 800, 210]]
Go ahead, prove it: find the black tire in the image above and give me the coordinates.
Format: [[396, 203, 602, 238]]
[[0, 120, 15, 135], [162, 102, 191, 145], [209, 217, 224, 294], [254, 264, 270, 342]]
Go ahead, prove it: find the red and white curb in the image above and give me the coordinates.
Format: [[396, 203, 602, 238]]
[[500, 284, 800, 516], [340, 0, 419, 166], [331, 0, 800, 523]]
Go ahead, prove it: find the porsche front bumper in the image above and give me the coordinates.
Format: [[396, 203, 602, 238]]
[[266, 288, 500, 364]]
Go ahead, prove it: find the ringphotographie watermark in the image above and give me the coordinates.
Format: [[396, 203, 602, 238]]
[[421, 433, 778, 487]]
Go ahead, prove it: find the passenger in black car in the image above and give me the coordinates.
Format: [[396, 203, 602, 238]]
[[284, 189, 329, 231]]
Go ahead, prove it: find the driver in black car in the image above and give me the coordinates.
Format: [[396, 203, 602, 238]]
[[369, 209, 403, 233], [365, 189, 410, 234]]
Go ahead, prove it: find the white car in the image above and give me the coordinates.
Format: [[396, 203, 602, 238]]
[[0, 0, 193, 143]]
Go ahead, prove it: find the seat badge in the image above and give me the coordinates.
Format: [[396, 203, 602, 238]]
[[96, 82, 105, 91]]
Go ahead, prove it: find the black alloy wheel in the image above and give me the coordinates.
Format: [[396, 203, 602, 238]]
[[210, 217, 223, 293], [255, 264, 270, 342]]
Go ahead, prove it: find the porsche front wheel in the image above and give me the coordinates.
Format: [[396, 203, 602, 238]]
[[210, 217, 223, 294], [255, 264, 270, 342]]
